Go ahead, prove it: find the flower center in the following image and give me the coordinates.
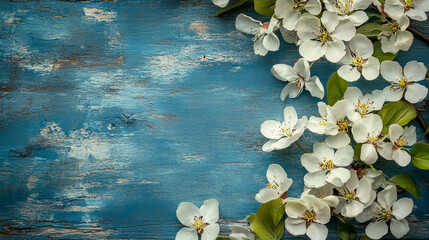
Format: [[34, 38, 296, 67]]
[[354, 98, 375, 115], [395, 135, 408, 147], [304, 210, 317, 224], [389, 21, 399, 34], [316, 27, 332, 44], [336, 0, 355, 14], [368, 131, 380, 143], [192, 216, 208, 234], [398, 76, 408, 87], [373, 207, 393, 222], [402, 0, 414, 9], [390, 73, 409, 91], [266, 177, 282, 194], [337, 119, 349, 132], [338, 188, 356, 201], [319, 157, 334, 170], [294, 0, 306, 11], [280, 122, 294, 137]]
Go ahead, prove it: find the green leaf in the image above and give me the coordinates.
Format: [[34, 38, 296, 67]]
[[360, 235, 373, 240], [248, 213, 257, 223], [410, 142, 429, 170], [357, 22, 383, 37], [367, 13, 387, 22], [377, 101, 417, 135], [249, 199, 285, 240], [353, 143, 363, 162], [327, 72, 349, 106], [216, 0, 248, 15], [373, 41, 398, 62], [254, 0, 276, 16], [388, 174, 421, 198], [424, 125, 429, 137], [337, 222, 357, 240]]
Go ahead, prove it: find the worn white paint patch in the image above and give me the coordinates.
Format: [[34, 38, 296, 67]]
[[83, 8, 116, 22], [26, 175, 38, 190], [0, 12, 21, 24], [140, 180, 160, 184], [182, 153, 206, 162], [19, 59, 55, 73], [189, 22, 208, 38], [39, 122, 111, 160]]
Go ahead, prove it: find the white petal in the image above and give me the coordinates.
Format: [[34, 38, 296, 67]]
[[314, 142, 335, 160], [361, 143, 378, 164], [285, 217, 306, 236], [255, 188, 279, 203], [325, 40, 346, 63], [378, 142, 394, 160], [345, 169, 359, 191], [305, 0, 322, 15], [299, 40, 326, 61], [262, 139, 278, 152], [280, 26, 299, 44], [177, 202, 200, 226], [405, 83, 428, 104], [272, 64, 298, 82], [326, 168, 351, 187], [301, 153, 322, 173], [377, 185, 397, 209], [331, 20, 356, 41], [200, 199, 219, 223], [394, 30, 414, 51], [254, 39, 268, 56], [383, 85, 404, 102], [389, 124, 404, 143], [261, 120, 283, 139], [403, 125, 417, 145], [392, 198, 413, 220], [406, 8, 427, 21], [404, 61, 427, 82], [176, 227, 198, 240], [285, 200, 307, 219], [362, 57, 380, 80], [366, 89, 385, 111], [356, 177, 372, 204], [321, 11, 339, 32], [341, 200, 364, 218], [332, 145, 354, 166], [344, 87, 363, 102], [296, 15, 320, 41], [338, 65, 361, 82], [304, 171, 327, 188], [294, 58, 310, 79], [392, 149, 411, 167], [201, 224, 220, 240], [365, 221, 388, 240], [351, 124, 368, 143], [390, 218, 410, 238], [307, 116, 326, 134], [380, 60, 402, 82], [282, 10, 301, 31], [306, 223, 328, 240], [263, 33, 280, 51], [347, 11, 369, 26], [325, 132, 350, 149], [275, 0, 295, 19], [235, 14, 262, 34], [384, 0, 405, 20], [349, 34, 373, 58], [267, 164, 288, 183], [284, 82, 303, 99], [284, 106, 298, 127], [356, 202, 379, 223], [305, 76, 325, 99], [212, 0, 229, 8], [229, 226, 255, 240]]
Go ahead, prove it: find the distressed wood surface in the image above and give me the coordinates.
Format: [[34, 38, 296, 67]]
[[0, 0, 428, 239]]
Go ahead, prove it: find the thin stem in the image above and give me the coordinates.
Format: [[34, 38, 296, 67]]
[[407, 26, 429, 44], [309, 61, 316, 68], [405, 100, 427, 133], [334, 214, 347, 223], [295, 141, 309, 153]]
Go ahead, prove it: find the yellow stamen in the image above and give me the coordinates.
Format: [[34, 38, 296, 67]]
[[319, 157, 334, 170], [294, 0, 306, 11], [337, 119, 349, 132], [304, 210, 317, 223]]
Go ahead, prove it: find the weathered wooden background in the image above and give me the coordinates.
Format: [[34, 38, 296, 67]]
[[0, 0, 428, 239]]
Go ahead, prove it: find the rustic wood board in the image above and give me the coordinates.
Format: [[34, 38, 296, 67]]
[[0, 0, 428, 239]]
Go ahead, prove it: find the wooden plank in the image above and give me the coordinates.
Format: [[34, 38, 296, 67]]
[[0, 0, 428, 239]]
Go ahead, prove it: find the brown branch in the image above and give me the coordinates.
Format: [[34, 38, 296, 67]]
[[407, 26, 429, 44]]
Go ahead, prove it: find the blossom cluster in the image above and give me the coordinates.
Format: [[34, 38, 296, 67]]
[[174, 0, 429, 239]]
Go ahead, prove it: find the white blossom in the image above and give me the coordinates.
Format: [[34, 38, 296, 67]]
[[235, 14, 280, 56], [378, 16, 414, 54], [261, 106, 308, 152], [337, 34, 380, 82], [255, 164, 293, 203], [285, 195, 331, 240], [335, 170, 376, 218], [323, 0, 373, 26], [362, 168, 386, 189], [272, 58, 324, 100], [275, 0, 322, 30], [307, 100, 355, 148], [303, 184, 340, 208], [295, 11, 356, 63], [344, 87, 385, 123], [279, 25, 300, 44], [356, 185, 413, 239], [351, 114, 384, 164], [384, 0, 429, 21], [381, 60, 428, 103], [301, 142, 353, 188], [176, 199, 220, 240], [378, 124, 416, 167], [229, 226, 255, 240]]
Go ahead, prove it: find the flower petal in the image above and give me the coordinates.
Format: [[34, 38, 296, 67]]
[[390, 218, 410, 239], [404, 61, 427, 82], [305, 76, 325, 99], [284, 106, 298, 127], [356, 177, 372, 204], [285, 217, 306, 236], [392, 149, 411, 167], [332, 145, 354, 166], [201, 223, 220, 240], [235, 14, 262, 34], [301, 153, 322, 173], [285, 200, 307, 219], [361, 143, 378, 164], [306, 223, 328, 240], [299, 40, 326, 61], [380, 60, 402, 82], [377, 185, 397, 209], [326, 168, 351, 187], [263, 33, 280, 51], [200, 199, 219, 223], [356, 202, 379, 223], [325, 132, 350, 149], [338, 65, 361, 82], [405, 83, 428, 104], [377, 142, 394, 160], [341, 200, 364, 218], [261, 120, 283, 139], [272, 64, 298, 82], [255, 188, 279, 203], [362, 57, 380, 80], [304, 171, 327, 188], [392, 197, 413, 220], [365, 221, 388, 240], [325, 40, 346, 63], [177, 202, 200, 226], [349, 34, 373, 58], [176, 227, 198, 240]]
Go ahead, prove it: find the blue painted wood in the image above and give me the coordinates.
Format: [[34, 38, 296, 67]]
[[0, 0, 428, 239]]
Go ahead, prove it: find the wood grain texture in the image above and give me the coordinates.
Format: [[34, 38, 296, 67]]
[[0, 0, 428, 239]]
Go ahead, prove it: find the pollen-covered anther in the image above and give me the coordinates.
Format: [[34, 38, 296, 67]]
[[192, 216, 208, 234], [373, 208, 393, 222], [319, 157, 334, 170], [293, 0, 306, 11], [337, 119, 350, 132], [304, 210, 317, 224]]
